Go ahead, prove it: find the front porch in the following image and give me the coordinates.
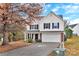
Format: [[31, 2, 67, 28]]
[[26, 31, 42, 42]]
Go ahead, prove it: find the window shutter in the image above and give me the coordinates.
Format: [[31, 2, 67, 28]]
[[30, 25, 31, 29]]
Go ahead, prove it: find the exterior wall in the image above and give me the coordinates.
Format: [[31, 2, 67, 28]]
[[27, 13, 64, 32], [73, 24, 79, 36], [39, 13, 64, 31], [42, 32, 61, 42]]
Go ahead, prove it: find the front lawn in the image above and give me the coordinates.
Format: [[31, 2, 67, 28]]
[[65, 36, 79, 56], [0, 40, 31, 53]]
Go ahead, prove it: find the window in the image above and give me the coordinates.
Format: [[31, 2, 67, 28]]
[[30, 24, 39, 30], [35, 25, 39, 29], [52, 22, 59, 29], [44, 23, 50, 29]]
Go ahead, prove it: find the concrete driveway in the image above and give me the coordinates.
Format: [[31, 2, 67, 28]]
[[0, 42, 59, 56]]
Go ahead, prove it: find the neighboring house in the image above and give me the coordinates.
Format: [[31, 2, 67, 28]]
[[69, 24, 79, 36], [25, 12, 64, 43]]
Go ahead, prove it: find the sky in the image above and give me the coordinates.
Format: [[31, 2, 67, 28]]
[[42, 3, 79, 24]]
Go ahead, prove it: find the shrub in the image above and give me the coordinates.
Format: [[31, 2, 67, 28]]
[[12, 31, 24, 41], [37, 40, 41, 42], [0, 38, 1, 41], [64, 26, 73, 39], [8, 32, 13, 42], [28, 38, 33, 43], [64, 35, 67, 41]]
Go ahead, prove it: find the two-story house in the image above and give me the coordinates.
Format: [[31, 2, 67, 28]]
[[25, 12, 64, 43]]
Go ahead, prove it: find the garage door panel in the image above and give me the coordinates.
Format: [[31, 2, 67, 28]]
[[42, 32, 61, 42]]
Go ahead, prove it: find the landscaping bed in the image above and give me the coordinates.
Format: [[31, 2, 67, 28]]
[[65, 36, 79, 56], [0, 40, 31, 53], [48, 36, 79, 56]]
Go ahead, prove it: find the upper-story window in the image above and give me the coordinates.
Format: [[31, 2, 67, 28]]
[[52, 22, 59, 29], [30, 24, 39, 30], [44, 23, 50, 29]]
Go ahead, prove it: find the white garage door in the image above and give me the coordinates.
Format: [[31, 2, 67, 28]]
[[42, 32, 61, 42]]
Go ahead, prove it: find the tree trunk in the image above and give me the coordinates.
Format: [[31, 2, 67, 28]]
[[2, 23, 9, 45], [2, 32, 9, 45]]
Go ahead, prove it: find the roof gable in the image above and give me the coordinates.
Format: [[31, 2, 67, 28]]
[[69, 24, 77, 28], [31, 12, 64, 24], [47, 12, 64, 22]]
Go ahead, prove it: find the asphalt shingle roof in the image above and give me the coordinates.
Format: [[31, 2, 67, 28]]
[[69, 24, 77, 28]]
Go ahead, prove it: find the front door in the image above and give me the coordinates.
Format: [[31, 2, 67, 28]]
[[35, 34, 38, 42]]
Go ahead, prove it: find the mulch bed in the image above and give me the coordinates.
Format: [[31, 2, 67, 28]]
[[0, 40, 31, 53]]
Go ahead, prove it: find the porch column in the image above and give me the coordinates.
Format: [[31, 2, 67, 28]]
[[33, 34, 35, 42], [24, 31, 27, 41], [40, 33, 42, 41], [38, 33, 40, 40]]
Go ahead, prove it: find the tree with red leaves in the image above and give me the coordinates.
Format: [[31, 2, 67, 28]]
[[0, 3, 42, 45]]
